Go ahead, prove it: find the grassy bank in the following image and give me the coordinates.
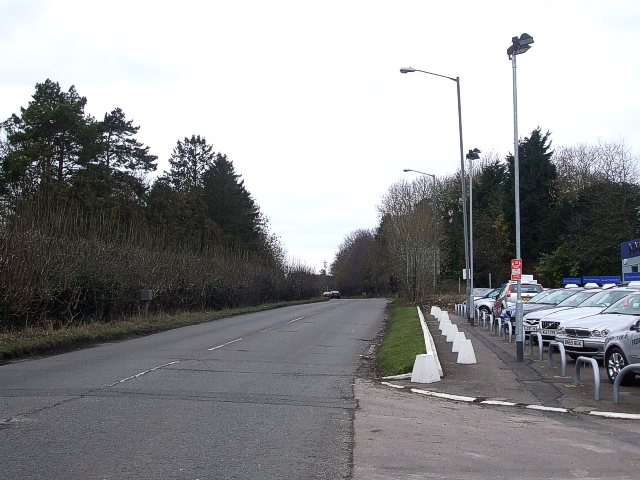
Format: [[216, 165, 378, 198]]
[[377, 302, 426, 377], [0, 298, 324, 362]]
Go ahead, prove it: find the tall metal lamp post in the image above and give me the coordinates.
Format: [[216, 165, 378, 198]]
[[466, 148, 481, 324], [508, 33, 534, 362], [403, 168, 438, 290], [400, 67, 472, 324]]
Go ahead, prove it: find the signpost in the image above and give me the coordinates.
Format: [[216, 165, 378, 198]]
[[511, 259, 522, 281]]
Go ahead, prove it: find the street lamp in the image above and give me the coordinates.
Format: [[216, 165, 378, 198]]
[[508, 33, 534, 362], [404, 168, 438, 290], [466, 148, 481, 323], [400, 67, 473, 324]]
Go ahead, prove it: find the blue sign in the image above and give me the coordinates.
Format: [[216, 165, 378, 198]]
[[624, 272, 640, 282], [621, 238, 640, 259], [562, 277, 582, 285], [583, 275, 621, 284]]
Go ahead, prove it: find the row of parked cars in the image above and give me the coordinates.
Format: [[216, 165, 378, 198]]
[[473, 283, 640, 385]]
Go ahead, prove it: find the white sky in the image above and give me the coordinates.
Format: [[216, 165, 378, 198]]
[[2, 1, 639, 272]]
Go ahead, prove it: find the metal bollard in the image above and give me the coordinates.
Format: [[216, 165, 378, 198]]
[[613, 364, 640, 404], [527, 331, 544, 361], [548, 341, 567, 377], [574, 356, 601, 401]]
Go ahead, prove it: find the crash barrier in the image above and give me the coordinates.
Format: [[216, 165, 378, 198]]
[[439, 312, 451, 332], [457, 339, 477, 364], [613, 363, 640, 404], [452, 332, 466, 352], [416, 307, 443, 377], [526, 331, 544, 361], [431, 306, 441, 317], [574, 356, 601, 401], [547, 341, 567, 377]]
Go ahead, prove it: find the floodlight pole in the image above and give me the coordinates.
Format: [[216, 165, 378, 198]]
[[508, 33, 534, 362], [400, 67, 472, 324]]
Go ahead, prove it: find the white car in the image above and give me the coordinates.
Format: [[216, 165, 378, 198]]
[[604, 318, 640, 384], [555, 292, 640, 360], [537, 288, 639, 344]]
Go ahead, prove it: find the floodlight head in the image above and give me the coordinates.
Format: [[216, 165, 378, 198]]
[[466, 148, 481, 160], [400, 67, 416, 74], [518, 33, 534, 46]]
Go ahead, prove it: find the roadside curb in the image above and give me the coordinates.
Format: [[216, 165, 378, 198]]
[[380, 380, 640, 420]]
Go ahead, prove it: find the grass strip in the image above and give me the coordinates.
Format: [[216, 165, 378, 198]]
[[377, 303, 426, 377], [0, 298, 324, 362]]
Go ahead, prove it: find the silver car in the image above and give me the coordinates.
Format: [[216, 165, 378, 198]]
[[603, 319, 640, 384], [555, 292, 640, 360], [537, 288, 639, 344]]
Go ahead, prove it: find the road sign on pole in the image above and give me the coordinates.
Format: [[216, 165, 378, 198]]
[[511, 259, 522, 281]]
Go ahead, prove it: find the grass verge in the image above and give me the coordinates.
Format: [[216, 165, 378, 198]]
[[0, 298, 325, 363], [377, 302, 426, 377]]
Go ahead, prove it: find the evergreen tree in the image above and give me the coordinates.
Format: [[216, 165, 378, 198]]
[[165, 135, 215, 193], [202, 154, 263, 252], [503, 128, 556, 267], [3, 79, 92, 196]]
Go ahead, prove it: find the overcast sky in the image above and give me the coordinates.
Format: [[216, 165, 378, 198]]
[[2, 1, 639, 272]]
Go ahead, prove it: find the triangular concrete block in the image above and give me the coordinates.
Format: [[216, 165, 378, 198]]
[[411, 353, 441, 383], [452, 332, 466, 352], [446, 324, 458, 342], [457, 339, 477, 364]]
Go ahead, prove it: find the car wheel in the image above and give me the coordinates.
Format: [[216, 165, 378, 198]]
[[605, 347, 632, 385], [479, 306, 490, 319]]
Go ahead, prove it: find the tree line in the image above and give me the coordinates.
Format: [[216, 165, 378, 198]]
[[331, 128, 640, 300], [0, 79, 319, 331]]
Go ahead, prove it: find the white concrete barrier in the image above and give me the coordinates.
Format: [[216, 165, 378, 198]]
[[446, 324, 458, 342], [457, 339, 477, 364], [439, 315, 451, 331], [430, 306, 441, 317], [410, 353, 441, 383], [439, 311, 450, 322], [452, 332, 466, 352], [416, 307, 443, 377]]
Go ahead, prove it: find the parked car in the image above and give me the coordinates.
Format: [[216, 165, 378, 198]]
[[330, 290, 341, 299], [323, 291, 332, 299], [522, 289, 602, 340], [492, 281, 544, 317], [500, 288, 582, 332], [472, 287, 503, 319], [538, 288, 639, 344], [556, 291, 640, 360], [603, 317, 640, 384]]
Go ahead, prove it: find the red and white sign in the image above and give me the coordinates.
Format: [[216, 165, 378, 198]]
[[511, 259, 522, 281]]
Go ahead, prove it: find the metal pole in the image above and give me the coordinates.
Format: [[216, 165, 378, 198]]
[[512, 51, 524, 361], [455, 78, 472, 326], [432, 174, 437, 290], [469, 154, 474, 320]]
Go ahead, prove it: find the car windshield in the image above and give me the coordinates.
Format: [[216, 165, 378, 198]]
[[556, 290, 599, 307], [603, 293, 640, 315], [527, 290, 554, 304], [577, 290, 635, 308], [519, 285, 541, 294], [538, 289, 579, 305], [474, 288, 492, 297]]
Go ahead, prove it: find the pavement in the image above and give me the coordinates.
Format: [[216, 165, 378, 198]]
[[380, 308, 640, 417]]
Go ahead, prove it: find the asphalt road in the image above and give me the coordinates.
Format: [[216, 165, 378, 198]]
[[0, 299, 387, 480]]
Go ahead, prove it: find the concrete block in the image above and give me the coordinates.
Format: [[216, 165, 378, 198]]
[[410, 353, 442, 383], [446, 324, 458, 342], [457, 339, 477, 364], [452, 332, 466, 352], [430, 306, 441, 317]]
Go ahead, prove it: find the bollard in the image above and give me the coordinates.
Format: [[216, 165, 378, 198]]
[[527, 331, 544, 361], [574, 356, 601, 401], [548, 341, 567, 377], [613, 364, 640, 404]]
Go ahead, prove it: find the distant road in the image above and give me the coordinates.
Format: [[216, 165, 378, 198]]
[[1, 299, 387, 479]]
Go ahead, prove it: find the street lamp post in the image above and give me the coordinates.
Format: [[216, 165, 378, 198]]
[[403, 168, 437, 290], [508, 33, 534, 362], [400, 67, 472, 324], [466, 148, 481, 323]]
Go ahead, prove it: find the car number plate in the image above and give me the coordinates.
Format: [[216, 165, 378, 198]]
[[541, 329, 556, 336], [524, 326, 537, 332], [563, 339, 583, 347], [522, 297, 531, 302]]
